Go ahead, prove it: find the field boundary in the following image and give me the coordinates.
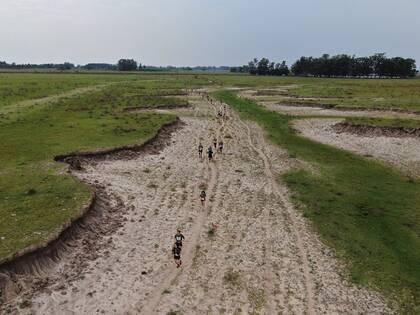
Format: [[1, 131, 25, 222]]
[[123, 104, 191, 113], [333, 121, 420, 138], [277, 101, 420, 115]]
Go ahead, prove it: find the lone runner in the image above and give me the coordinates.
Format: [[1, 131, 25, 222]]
[[175, 229, 185, 247], [172, 243, 182, 268], [207, 146, 214, 161], [200, 190, 207, 206], [198, 143, 203, 158], [218, 140, 224, 154]]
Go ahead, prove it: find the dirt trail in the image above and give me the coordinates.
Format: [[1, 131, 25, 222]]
[[236, 117, 315, 315], [3, 93, 391, 314]]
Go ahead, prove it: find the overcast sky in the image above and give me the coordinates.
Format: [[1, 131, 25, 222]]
[[1, 0, 419, 66]]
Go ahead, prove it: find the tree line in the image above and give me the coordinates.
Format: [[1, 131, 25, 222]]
[[0, 61, 75, 70], [291, 53, 417, 78], [0, 59, 142, 71], [231, 54, 417, 78], [231, 58, 290, 76]]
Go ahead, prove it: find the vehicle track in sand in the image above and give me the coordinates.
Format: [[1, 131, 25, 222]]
[[235, 117, 315, 315], [3, 91, 391, 314]]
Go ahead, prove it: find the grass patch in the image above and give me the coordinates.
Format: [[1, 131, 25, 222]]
[[285, 78, 420, 111], [248, 288, 266, 311], [204, 74, 420, 111], [207, 226, 216, 238], [0, 73, 124, 109], [214, 90, 420, 313], [0, 78, 189, 260], [223, 269, 242, 288]]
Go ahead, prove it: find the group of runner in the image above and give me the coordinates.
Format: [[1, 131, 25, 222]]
[[171, 92, 227, 267], [198, 137, 223, 162]]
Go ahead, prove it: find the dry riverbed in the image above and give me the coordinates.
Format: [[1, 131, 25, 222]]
[[2, 95, 391, 314]]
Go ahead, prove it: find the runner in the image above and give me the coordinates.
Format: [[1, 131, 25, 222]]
[[213, 137, 217, 149], [200, 190, 207, 206], [198, 143, 204, 158], [218, 140, 224, 154], [207, 146, 214, 161], [172, 243, 182, 268], [174, 229, 185, 247]]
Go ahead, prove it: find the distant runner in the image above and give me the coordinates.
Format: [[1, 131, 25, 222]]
[[200, 190, 207, 206], [213, 137, 217, 148], [174, 229, 185, 247], [207, 146, 214, 161], [218, 140, 224, 154], [172, 243, 182, 268], [198, 143, 204, 158]]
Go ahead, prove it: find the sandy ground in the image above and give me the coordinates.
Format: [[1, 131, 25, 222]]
[[3, 94, 391, 314], [294, 118, 420, 178]]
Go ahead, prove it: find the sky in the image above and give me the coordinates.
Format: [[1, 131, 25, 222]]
[[1, 0, 419, 66]]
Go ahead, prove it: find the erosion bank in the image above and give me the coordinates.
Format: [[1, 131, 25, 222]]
[[0, 119, 182, 308], [334, 121, 420, 138]]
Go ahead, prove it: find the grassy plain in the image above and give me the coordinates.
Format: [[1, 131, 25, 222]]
[[204, 75, 420, 111], [214, 90, 420, 313], [0, 73, 133, 109], [2, 72, 420, 312], [0, 74, 200, 260]]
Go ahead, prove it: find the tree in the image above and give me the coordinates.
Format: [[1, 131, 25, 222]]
[[57, 62, 75, 70], [257, 58, 270, 75], [370, 53, 386, 77], [241, 58, 290, 76], [118, 59, 138, 71], [278, 61, 289, 76], [248, 58, 258, 75]]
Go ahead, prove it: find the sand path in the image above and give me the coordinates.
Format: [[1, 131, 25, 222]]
[[4, 93, 391, 314]]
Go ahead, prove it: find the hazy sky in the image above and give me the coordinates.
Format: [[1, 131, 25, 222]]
[[1, 0, 419, 66]]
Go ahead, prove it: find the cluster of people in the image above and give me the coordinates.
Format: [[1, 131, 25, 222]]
[[171, 92, 227, 268], [198, 137, 223, 162]]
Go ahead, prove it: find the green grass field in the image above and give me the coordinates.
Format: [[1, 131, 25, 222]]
[[0, 75, 202, 260], [214, 90, 420, 313], [0, 73, 131, 109], [203, 75, 420, 111]]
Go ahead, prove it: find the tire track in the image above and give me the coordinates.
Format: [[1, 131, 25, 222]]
[[232, 110, 316, 315], [226, 107, 315, 314]]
